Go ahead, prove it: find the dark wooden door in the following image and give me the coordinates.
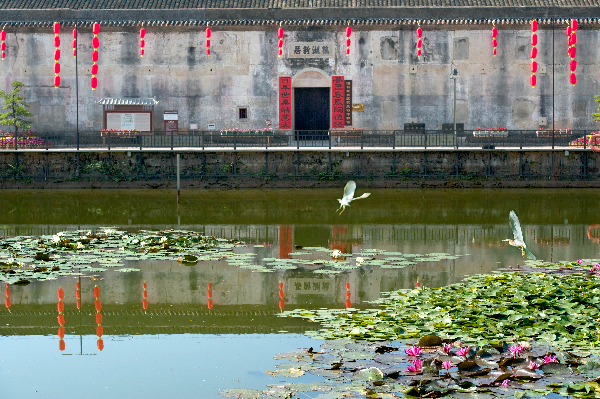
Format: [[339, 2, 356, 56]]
[[294, 87, 329, 139]]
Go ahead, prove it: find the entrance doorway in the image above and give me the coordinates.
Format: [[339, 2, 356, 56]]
[[294, 87, 329, 140]]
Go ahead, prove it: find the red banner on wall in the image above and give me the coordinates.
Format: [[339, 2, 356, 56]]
[[278, 76, 292, 129], [332, 76, 345, 129]]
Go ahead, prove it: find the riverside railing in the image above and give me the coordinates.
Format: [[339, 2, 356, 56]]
[[0, 129, 598, 150]]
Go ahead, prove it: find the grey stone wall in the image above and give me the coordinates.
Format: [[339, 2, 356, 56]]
[[1, 25, 598, 133]]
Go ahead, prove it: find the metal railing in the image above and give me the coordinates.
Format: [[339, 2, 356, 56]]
[[0, 129, 597, 151]]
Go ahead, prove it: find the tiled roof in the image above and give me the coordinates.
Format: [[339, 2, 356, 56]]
[[97, 98, 159, 105], [0, 0, 599, 8]]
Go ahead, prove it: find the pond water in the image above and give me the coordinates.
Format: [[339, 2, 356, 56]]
[[2, 188, 600, 398]]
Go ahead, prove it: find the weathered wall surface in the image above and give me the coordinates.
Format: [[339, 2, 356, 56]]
[[0, 149, 598, 188], [1, 25, 599, 134]]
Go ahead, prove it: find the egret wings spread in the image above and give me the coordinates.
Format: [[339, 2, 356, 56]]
[[337, 181, 371, 215], [505, 210, 536, 260]]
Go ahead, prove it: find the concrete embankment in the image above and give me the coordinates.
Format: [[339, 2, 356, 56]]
[[0, 149, 598, 188]]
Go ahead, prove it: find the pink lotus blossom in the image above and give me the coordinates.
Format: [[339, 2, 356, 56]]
[[406, 359, 422, 373], [442, 361, 453, 370], [501, 379, 509, 387], [528, 361, 540, 370], [507, 344, 524, 357], [456, 346, 470, 357], [577, 259, 583, 265], [543, 355, 557, 364], [442, 343, 452, 354], [405, 346, 422, 357]]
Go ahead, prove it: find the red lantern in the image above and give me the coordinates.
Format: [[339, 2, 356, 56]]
[[492, 27, 497, 37], [416, 278, 421, 288], [570, 59, 577, 72], [346, 38, 351, 48], [5, 297, 10, 308], [492, 39, 497, 48], [530, 20, 538, 32], [531, 34, 537, 46], [142, 290, 148, 298], [530, 60, 537, 73], [94, 286, 100, 297], [346, 299, 351, 308], [346, 290, 351, 299], [346, 25, 351, 56], [59, 340, 66, 351], [571, 32, 577, 45], [417, 27, 422, 38], [72, 39, 77, 57], [140, 27, 146, 38], [95, 312, 103, 324], [570, 73, 577, 85], [53, 23, 61, 89], [54, 36, 60, 47], [278, 48, 282, 57], [1, 29, 5, 60], [4, 285, 9, 297], [97, 339, 104, 351], [346, 48, 350, 56], [346, 282, 350, 290], [278, 298, 285, 310], [567, 26, 572, 36], [54, 49, 60, 61], [96, 325, 103, 337], [416, 23, 422, 58], [57, 300, 64, 312], [1, 43, 5, 51], [1, 30, 6, 41], [58, 326, 65, 339], [142, 299, 148, 310], [91, 23, 99, 90], [54, 72, 61, 85], [530, 47, 537, 59], [54, 62, 60, 74], [58, 313, 65, 325], [208, 298, 213, 309], [140, 27, 145, 57], [206, 26, 211, 56], [143, 282, 147, 289], [530, 74, 537, 87], [94, 299, 102, 311], [569, 46, 577, 58], [73, 29, 78, 39], [492, 24, 498, 56], [572, 19, 578, 31], [140, 39, 145, 48], [53, 22, 60, 35], [493, 48, 497, 56], [57, 287, 64, 299], [77, 299, 82, 309]]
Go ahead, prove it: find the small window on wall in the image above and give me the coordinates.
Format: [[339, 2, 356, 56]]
[[238, 107, 248, 120]]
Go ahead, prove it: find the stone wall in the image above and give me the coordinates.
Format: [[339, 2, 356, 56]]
[[1, 24, 599, 133], [0, 149, 598, 188]]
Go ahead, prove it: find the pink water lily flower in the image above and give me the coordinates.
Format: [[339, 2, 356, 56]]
[[456, 346, 470, 357], [577, 259, 583, 265], [405, 346, 422, 357], [507, 344, 524, 357], [528, 361, 540, 370], [442, 361, 453, 370], [543, 355, 557, 364], [406, 359, 422, 373], [501, 379, 509, 387], [442, 343, 452, 354]]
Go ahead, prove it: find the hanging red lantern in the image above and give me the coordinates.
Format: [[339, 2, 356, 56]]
[[1, 43, 5, 51], [97, 339, 104, 351], [94, 285, 100, 298], [91, 63, 98, 75], [142, 299, 148, 310], [58, 313, 65, 325], [530, 20, 537, 88], [140, 26, 145, 57], [58, 326, 65, 339], [91, 23, 99, 90], [4, 284, 9, 297], [570, 73, 577, 85], [95, 312, 103, 324], [416, 23, 422, 58], [567, 26, 572, 36], [346, 25, 351, 56], [571, 32, 577, 45], [72, 29, 77, 57], [59, 340, 66, 351], [492, 24, 497, 56], [94, 299, 101, 311], [57, 287, 64, 299], [4, 297, 10, 308], [530, 60, 538, 73], [570, 59, 577, 72], [96, 325, 103, 337], [207, 282, 213, 309], [345, 282, 351, 308], [208, 298, 213, 309], [569, 46, 576, 58], [206, 26, 211, 56], [416, 278, 421, 288], [278, 298, 285, 310], [277, 26, 284, 57], [143, 280, 148, 311], [57, 300, 64, 312], [53, 22, 61, 88], [1, 29, 5, 60], [571, 19, 578, 31]]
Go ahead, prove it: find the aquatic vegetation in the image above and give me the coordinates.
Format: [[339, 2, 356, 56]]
[[221, 337, 600, 398], [280, 270, 600, 354]]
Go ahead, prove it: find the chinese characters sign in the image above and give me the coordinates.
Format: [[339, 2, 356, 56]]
[[278, 76, 292, 129], [287, 42, 335, 58], [332, 76, 345, 129], [344, 80, 352, 127]]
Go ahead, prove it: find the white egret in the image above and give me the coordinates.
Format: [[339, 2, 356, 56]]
[[503, 210, 536, 260], [337, 181, 371, 215]]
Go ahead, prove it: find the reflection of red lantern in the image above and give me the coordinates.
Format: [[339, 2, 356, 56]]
[[278, 281, 284, 311], [94, 284, 103, 351], [76, 281, 81, 310], [207, 282, 213, 309], [142, 281, 148, 311], [57, 287, 66, 355], [140, 26, 145, 57], [416, 278, 421, 288], [208, 299, 213, 310], [91, 22, 99, 90], [4, 283, 10, 310], [492, 24, 497, 56], [206, 26, 211, 56], [58, 326, 65, 339], [345, 282, 351, 308], [530, 20, 537, 88], [53, 22, 60, 88]]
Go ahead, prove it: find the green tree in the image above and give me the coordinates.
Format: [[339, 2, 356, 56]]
[[0, 81, 33, 133], [592, 95, 600, 122]]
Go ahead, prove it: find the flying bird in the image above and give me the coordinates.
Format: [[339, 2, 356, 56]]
[[337, 181, 370, 215], [503, 210, 536, 260]]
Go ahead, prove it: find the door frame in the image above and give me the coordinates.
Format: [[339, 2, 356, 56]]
[[291, 68, 331, 131]]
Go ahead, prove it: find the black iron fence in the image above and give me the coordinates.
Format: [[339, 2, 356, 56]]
[[0, 129, 598, 150]]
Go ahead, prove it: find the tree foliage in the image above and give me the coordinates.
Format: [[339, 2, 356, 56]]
[[592, 95, 600, 122], [0, 81, 33, 133]]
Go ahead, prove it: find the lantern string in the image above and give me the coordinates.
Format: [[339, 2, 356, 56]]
[[53, 22, 60, 88], [91, 22, 99, 90], [1, 25, 6, 61]]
